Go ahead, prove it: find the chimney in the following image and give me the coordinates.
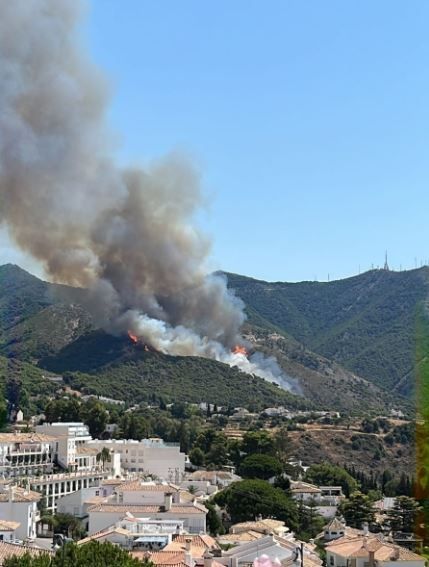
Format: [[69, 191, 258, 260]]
[[204, 550, 214, 567], [164, 492, 173, 511], [185, 538, 192, 552], [362, 522, 369, 536]]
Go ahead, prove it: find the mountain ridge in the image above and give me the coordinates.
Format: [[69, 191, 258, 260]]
[[0, 264, 417, 414]]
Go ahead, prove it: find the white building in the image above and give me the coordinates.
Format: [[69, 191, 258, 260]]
[[290, 481, 322, 502], [35, 422, 92, 470], [0, 485, 41, 541], [0, 433, 54, 478], [87, 438, 185, 480], [326, 534, 425, 567], [78, 517, 187, 550], [0, 520, 20, 543], [87, 486, 207, 535], [217, 534, 321, 567], [56, 486, 109, 520], [30, 470, 108, 513]]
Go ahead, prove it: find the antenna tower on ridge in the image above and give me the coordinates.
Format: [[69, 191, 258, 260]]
[[384, 251, 389, 271]]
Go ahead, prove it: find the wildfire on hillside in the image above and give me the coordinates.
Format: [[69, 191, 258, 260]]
[[128, 331, 138, 344], [232, 345, 248, 357]]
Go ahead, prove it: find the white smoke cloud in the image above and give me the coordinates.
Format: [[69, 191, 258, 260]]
[[0, 0, 300, 394]]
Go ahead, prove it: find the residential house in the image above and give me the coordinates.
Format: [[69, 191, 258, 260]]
[[216, 534, 322, 567], [88, 499, 207, 536], [326, 534, 426, 567], [0, 521, 20, 543], [0, 484, 41, 541], [290, 481, 322, 502]]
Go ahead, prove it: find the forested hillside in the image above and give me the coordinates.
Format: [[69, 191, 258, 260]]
[[227, 268, 429, 397]]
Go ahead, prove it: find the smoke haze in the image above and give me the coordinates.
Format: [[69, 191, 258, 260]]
[[0, 0, 299, 393]]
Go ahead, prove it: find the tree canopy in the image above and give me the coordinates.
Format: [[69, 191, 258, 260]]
[[305, 462, 358, 497], [3, 542, 147, 567], [339, 491, 375, 529], [239, 453, 283, 480], [213, 479, 298, 530]]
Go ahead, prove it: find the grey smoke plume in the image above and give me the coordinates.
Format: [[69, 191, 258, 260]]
[[0, 0, 299, 393]]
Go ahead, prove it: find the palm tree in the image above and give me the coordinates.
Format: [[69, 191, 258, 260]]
[[96, 447, 111, 471]]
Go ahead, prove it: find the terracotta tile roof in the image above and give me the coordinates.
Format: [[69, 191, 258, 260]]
[[88, 503, 207, 514], [83, 495, 111, 505], [325, 518, 345, 531], [133, 550, 189, 567], [102, 479, 124, 486], [0, 520, 20, 531], [0, 542, 52, 565], [0, 433, 55, 443], [164, 534, 219, 556], [290, 481, 321, 494], [189, 471, 235, 481], [0, 487, 41, 503], [326, 535, 425, 562], [117, 481, 180, 493], [231, 519, 286, 533], [77, 526, 129, 545], [218, 530, 263, 542]]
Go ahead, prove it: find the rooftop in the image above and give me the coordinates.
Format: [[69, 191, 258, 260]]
[[0, 541, 52, 565], [0, 520, 20, 531], [165, 534, 219, 556], [0, 433, 55, 443], [0, 487, 41, 503], [326, 535, 425, 562], [87, 503, 207, 514], [117, 481, 180, 493]]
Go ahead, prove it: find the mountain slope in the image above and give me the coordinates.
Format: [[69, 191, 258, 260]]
[[0, 264, 414, 413], [227, 268, 429, 396], [0, 265, 309, 411]]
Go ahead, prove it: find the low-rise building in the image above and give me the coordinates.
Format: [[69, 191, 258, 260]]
[[78, 517, 187, 550], [326, 534, 426, 567], [87, 493, 207, 535], [217, 534, 321, 567], [290, 481, 322, 502], [0, 485, 41, 541], [0, 520, 20, 543]]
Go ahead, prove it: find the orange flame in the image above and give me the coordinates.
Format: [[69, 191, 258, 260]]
[[232, 345, 248, 356], [128, 331, 138, 344]]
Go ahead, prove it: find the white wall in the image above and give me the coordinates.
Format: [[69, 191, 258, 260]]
[[0, 500, 38, 541]]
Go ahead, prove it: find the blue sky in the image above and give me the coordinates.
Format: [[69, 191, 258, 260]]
[[6, 1, 429, 282]]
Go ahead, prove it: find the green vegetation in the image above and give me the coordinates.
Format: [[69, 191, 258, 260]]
[[0, 265, 309, 411], [304, 462, 358, 497], [339, 491, 375, 528], [387, 496, 422, 533], [213, 479, 299, 529], [3, 541, 146, 567], [227, 267, 429, 397], [238, 453, 283, 480]]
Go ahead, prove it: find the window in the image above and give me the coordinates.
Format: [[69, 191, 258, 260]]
[[330, 556, 334, 566]]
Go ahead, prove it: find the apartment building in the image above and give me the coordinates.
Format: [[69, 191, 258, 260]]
[[86, 438, 185, 480], [30, 470, 108, 513], [0, 433, 54, 478]]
